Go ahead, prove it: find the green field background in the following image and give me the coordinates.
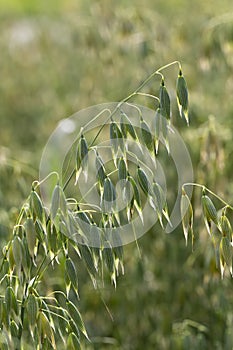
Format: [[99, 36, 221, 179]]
[[1, 1, 233, 349]]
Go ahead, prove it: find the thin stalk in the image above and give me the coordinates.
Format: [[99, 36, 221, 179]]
[[62, 144, 76, 183], [33, 172, 59, 190], [63, 168, 75, 191], [132, 221, 142, 259], [27, 253, 49, 293], [122, 102, 142, 118], [18, 281, 29, 341], [89, 60, 180, 147], [40, 308, 69, 322], [63, 61, 180, 191], [183, 182, 233, 210], [135, 92, 160, 103], [126, 149, 155, 178], [32, 248, 63, 290], [96, 285, 114, 322]]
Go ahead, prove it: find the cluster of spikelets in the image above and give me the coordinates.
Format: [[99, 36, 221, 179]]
[[1, 60, 231, 349], [0, 185, 91, 349], [181, 188, 233, 278], [73, 66, 189, 233], [0, 61, 210, 350]]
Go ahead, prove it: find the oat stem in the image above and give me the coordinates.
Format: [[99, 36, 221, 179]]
[[135, 92, 160, 103], [63, 61, 180, 192], [183, 182, 233, 210], [89, 61, 180, 147]]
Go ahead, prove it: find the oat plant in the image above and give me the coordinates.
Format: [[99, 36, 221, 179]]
[[0, 61, 232, 349]]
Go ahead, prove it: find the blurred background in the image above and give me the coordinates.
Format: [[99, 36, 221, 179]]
[[1, 0, 233, 348]]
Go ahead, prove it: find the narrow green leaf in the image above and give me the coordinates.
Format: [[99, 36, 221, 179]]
[[69, 319, 80, 340], [76, 140, 82, 182], [96, 152, 106, 187], [110, 120, 119, 155], [35, 219, 46, 244], [67, 332, 74, 350], [202, 194, 218, 235], [128, 175, 143, 222], [25, 217, 37, 258], [65, 258, 78, 293], [80, 134, 89, 181], [122, 178, 133, 206], [60, 188, 68, 216], [103, 242, 114, 273], [212, 232, 221, 271], [21, 236, 32, 278], [118, 157, 127, 181], [71, 332, 81, 350], [180, 190, 193, 246], [219, 214, 232, 241], [176, 70, 189, 124], [67, 332, 81, 350], [39, 311, 56, 347], [30, 190, 43, 221], [120, 112, 137, 140], [10, 287, 18, 315], [80, 245, 97, 277], [111, 227, 124, 274], [154, 108, 168, 154], [2, 258, 10, 276], [12, 235, 23, 269], [74, 211, 91, 243], [47, 220, 58, 254], [220, 236, 233, 276], [154, 108, 161, 154], [140, 118, 154, 153], [67, 301, 89, 340], [137, 166, 151, 196], [75, 134, 89, 184], [159, 79, 170, 119], [51, 184, 60, 220], [128, 175, 141, 209], [89, 223, 102, 248], [80, 135, 88, 163], [103, 177, 116, 213], [10, 320, 19, 338], [27, 294, 39, 327], [1, 300, 9, 328], [152, 182, 167, 228], [5, 286, 12, 315]]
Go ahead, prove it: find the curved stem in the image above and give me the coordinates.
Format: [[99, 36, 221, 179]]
[[90, 60, 180, 147], [63, 109, 112, 188], [121, 102, 142, 118], [183, 182, 233, 211], [96, 285, 114, 322], [48, 290, 67, 300], [63, 61, 180, 191], [74, 208, 99, 214], [62, 144, 76, 184], [135, 92, 160, 103], [63, 168, 75, 191], [40, 308, 69, 322], [33, 172, 59, 190], [84, 108, 112, 132], [156, 60, 181, 73], [132, 221, 142, 259], [15, 204, 28, 226], [126, 149, 155, 178]]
